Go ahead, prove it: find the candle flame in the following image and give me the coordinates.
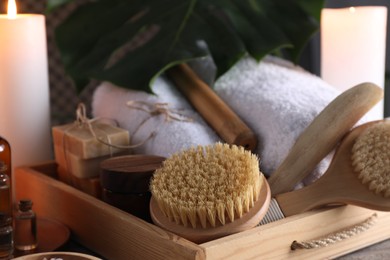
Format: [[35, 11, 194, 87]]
[[7, 0, 17, 19], [349, 7, 356, 14]]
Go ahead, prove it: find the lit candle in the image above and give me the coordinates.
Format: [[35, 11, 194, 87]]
[[0, 0, 52, 168], [321, 6, 387, 120]]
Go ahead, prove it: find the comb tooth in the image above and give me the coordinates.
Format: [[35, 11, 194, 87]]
[[197, 203, 208, 228], [187, 202, 198, 228], [170, 202, 181, 225], [178, 203, 188, 227], [216, 201, 225, 225], [235, 196, 243, 219], [249, 188, 254, 208], [254, 177, 261, 200], [206, 202, 216, 227], [243, 190, 250, 213], [226, 199, 235, 222]]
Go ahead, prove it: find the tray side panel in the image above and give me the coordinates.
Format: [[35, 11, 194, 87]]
[[201, 206, 390, 259], [14, 164, 205, 260]]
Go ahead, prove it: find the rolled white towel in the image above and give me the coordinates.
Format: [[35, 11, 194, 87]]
[[213, 56, 341, 185], [92, 77, 221, 157], [92, 55, 371, 187]]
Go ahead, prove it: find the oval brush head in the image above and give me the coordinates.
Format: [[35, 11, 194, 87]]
[[351, 120, 390, 197], [150, 142, 263, 229]]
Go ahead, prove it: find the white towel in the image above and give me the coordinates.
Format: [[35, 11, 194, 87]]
[[213, 56, 341, 185], [92, 77, 221, 157], [92, 56, 358, 187]]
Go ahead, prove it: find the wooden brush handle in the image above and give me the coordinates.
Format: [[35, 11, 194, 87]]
[[274, 182, 326, 217], [268, 82, 383, 196], [167, 64, 257, 151]]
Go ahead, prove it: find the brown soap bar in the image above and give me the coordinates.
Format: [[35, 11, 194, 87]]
[[52, 122, 130, 160], [100, 154, 165, 193]]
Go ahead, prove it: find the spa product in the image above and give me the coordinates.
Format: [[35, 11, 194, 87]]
[[0, 162, 11, 223], [100, 154, 165, 222], [150, 143, 270, 243], [14, 199, 37, 251], [268, 82, 383, 196], [260, 120, 390, 224], [0, 213, 13, 259], [52, 120, 130, 183]]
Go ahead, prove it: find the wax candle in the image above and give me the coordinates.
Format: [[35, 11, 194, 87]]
[[321, 6, 388, 120], [0, 0, 52, 168]]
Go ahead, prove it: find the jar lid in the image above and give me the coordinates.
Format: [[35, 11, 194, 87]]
[[100, 154, 165, 193]]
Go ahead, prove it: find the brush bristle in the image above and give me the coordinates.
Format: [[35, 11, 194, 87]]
[[351, 121, 390, 197], [150, 142, 263, 229]]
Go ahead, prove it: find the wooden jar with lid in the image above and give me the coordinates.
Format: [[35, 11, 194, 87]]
[[100, 155, 165, 222]]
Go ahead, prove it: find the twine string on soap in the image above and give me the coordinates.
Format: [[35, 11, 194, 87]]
[[75, 103, 155, 150], [62, 101, 193, 180], [61, 102, 157, 184], [61, 103, 116, 185], [126, 100, 193, 145], [291, 213, 378, 250], [75, 103, 115, 155]]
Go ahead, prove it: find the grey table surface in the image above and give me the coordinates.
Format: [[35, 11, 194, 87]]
[[337, 239, 390, 259]]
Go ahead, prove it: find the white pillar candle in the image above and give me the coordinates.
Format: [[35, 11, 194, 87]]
[[0, 0, 52, 168], [321, 6, 387, 120]]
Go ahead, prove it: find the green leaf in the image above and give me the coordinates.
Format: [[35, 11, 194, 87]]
[[46, 0, 74, 12], [51, 0, 324, 93]]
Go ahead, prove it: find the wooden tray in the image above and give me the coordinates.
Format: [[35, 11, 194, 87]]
[[14, 162, 390, 260]]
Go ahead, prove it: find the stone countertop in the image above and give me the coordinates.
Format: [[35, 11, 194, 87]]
[[338, 239, 390, 259]]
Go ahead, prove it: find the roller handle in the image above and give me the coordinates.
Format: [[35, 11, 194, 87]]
[[167, 64, 257, 151]]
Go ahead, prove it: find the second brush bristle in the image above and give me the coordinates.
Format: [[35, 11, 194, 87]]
[[352, 120, 390, 197], [150, 142, 263, 229]]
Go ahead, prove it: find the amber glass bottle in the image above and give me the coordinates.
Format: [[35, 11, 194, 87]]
[[14, 200, 37, 251], [0, 162, 11, 226], [0, 213, 13, 259], [0, 138, 11, 189]]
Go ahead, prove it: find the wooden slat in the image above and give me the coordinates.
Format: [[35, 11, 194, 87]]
[[14, 163, 390, 260], [201, 206, 390, 259], [14, 163, 205, 260]]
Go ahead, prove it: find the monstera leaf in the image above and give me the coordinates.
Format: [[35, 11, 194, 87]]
[[48, 0, 324, 93]]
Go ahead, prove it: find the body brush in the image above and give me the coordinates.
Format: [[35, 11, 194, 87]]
[[150, 142, 270, 243], [261, 119, 390, 225]]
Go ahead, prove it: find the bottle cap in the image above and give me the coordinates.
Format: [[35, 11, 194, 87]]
[[19, 199, 33, 211]]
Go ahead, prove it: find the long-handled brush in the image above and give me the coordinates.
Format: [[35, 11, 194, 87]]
[[261, 120, 390, 225]]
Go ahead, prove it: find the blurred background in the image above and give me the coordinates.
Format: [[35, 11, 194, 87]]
[[1, 0, 389, 124]]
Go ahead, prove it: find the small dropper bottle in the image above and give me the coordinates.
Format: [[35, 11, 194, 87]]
[[14, 199, 38, 251]]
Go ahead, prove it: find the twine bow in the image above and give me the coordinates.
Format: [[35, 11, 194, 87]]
[[126, 100, 193, 122], [125, 100, 193, 146]]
